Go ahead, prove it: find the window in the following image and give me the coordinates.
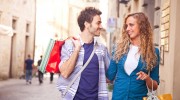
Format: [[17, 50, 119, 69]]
[[12, 18, 17, 30], [26, 23, 30, 33]]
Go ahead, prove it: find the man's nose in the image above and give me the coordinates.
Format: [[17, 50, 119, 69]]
[[99, 24, 103, 29]]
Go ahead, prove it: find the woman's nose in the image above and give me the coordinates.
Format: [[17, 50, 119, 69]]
[[126, 25, 130, 31]]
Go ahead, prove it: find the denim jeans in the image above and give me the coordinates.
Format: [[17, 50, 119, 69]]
[[26, 69, 32, 82], [38, 70, 43, 84]]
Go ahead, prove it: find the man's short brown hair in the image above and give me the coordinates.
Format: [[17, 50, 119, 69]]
[[77, 7, 102, 32]]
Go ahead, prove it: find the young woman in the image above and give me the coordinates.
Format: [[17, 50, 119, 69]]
[[106, 12, 160, 100]]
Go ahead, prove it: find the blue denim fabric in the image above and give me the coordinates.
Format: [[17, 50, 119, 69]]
[[26, 69, 32, 82]]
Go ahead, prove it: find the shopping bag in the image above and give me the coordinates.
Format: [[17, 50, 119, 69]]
[[38, 37, 76, 73], [143, 93, 172, 100], [46, 39, 65, 73], [158, 94, 172, 100], [38, 39, 55, 73], [38, 39, 65, 73]]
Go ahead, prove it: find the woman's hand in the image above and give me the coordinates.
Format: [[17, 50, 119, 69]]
[[136, 71, 158, 90], [136, 71, 149, 80]]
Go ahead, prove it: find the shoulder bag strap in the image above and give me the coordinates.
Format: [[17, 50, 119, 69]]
[[62, 43, 97, 97]]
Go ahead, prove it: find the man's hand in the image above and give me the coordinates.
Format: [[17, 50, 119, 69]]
[[71, 37, 81, 52]]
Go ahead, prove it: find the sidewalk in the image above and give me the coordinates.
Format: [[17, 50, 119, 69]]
[[0, 73, 60, 100], [0, 73, 112, 100]]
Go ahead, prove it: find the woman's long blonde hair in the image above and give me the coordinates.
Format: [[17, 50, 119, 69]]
[[114, 12, 157, 71]]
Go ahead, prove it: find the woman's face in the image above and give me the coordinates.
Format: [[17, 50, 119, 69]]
[[125, 16, 140, 41]]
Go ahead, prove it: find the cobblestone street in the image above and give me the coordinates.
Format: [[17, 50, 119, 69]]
[[0, 74, 112, 100], [0, 74, 60, 100]]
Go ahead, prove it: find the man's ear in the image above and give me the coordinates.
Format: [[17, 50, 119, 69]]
[[84, 21, 90, 28]]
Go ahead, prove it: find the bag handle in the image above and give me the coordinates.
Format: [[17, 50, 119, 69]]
[[147, 71, 154, 91], [146, 70, 153, 91], [146, 71, 159, 100], [62, 42, 97, 97]]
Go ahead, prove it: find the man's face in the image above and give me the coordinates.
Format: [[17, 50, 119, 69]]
[[88, 15, 102, 36]]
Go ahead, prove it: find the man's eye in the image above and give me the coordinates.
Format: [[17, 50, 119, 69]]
[[97, 22, 101, 25]]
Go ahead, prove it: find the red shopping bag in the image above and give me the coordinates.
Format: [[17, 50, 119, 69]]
[[45, 40, 65, 73], [45, 37, 77, 73]]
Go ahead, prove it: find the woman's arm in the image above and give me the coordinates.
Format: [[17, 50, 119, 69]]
[[106, 58, 118, 81], [136, 48, 160, 90]]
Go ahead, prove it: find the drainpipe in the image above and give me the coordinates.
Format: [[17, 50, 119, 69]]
[[33, 0, 37, 60]]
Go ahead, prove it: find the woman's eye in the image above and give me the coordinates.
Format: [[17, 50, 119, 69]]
[[129, 23, 134, 27]]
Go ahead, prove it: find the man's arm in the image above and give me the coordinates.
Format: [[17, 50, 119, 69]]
[[104, 47, 110, 71], [104, 47, 111, 83], [24, 61, 26, 73], [60, 39, 81, 78]]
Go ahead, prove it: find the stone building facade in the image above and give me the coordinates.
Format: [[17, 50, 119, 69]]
[[0, 0, 36, 79], [35, 0, 109, 61]]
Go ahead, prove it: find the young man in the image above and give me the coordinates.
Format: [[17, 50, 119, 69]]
[[57, 7, 110, 100], [38, 55, 43, 84], [25, 54, 34, 85]]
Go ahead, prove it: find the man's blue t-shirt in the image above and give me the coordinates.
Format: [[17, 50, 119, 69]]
[[74, 41, 99, 100], [25, 59, 34, 70]]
